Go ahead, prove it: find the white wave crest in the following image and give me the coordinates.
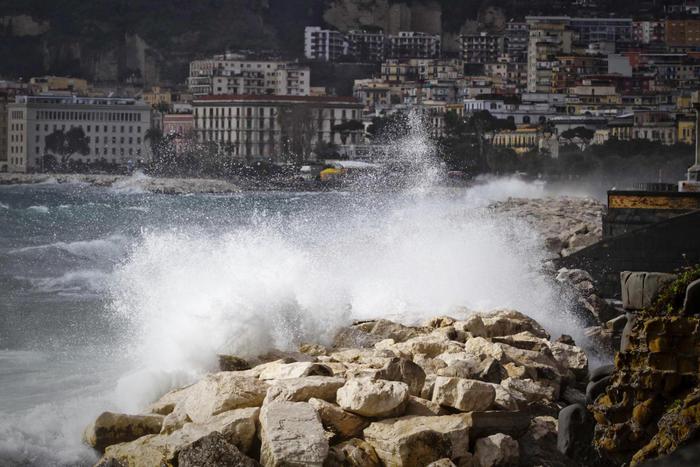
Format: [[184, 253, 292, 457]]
[[10, 234, 128, 261], [27, 205, 50, 214]]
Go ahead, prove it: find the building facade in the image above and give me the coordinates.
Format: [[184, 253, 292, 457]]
[[6, 95, 152, 172], [192, 95, 363, 161], [527, 21, 573, 93], [188, 55, 310, 97], [461, 32, 505, 64], [347, 29, 386, 62], [387, 32, 441, 59], [304, 27, 348, 61]]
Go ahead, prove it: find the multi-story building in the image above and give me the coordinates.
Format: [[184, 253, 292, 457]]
[[381, 58, 461, 83], [187, 56, 310, 97], [551, 55, 607, 93], [665, 19, 700, 47], [347, 29, 386, 62], [527, 21, 573, 93], [191, 95, 363, 161], [505, 22, 530, 64], [526, 16, 633, 48], [387, 32, 441, 59], [0, 81, 30, 172], [461, 32, 505, 64], [162, 113, 195, 155], [304, 27, 348, 61], [142, 86, 172, 108], [633, 20, 666, 44], [353, 79, 393, 111], [633, 111, 677, 144], [6, 95, 152, 172]]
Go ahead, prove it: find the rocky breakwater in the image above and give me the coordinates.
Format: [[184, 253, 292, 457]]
[[87, 309, 591, 466], [583, 268, 700, 466], [0, 173, 241, 194], [490, 197, 604, 258]]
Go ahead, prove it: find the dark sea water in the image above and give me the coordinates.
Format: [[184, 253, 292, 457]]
[[0, 178, 579, 466]]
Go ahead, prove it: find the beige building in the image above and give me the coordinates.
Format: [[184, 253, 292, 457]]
[[188, 55, 310, 97], [142, 86, 172, 108], [192, 95, 363, 161], [492, 126, 542, 154], [526, 21, 573, 93], [353, 79, 392, 111], [29, 76, 88, 94], [6, 95, 152, 172]]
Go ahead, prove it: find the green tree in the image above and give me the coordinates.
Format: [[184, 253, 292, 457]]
[[44, 127, 90, 166]]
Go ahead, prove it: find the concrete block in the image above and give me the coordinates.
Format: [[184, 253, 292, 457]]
[[621, 272, 677, 310]]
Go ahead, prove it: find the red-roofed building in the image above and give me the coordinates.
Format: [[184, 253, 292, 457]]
[[192, 95, 364, 162]]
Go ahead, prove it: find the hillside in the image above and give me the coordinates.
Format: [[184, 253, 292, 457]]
[[0, 0, 668, 86]]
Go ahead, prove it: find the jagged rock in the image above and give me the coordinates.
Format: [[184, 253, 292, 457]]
[[426, 459, 457, 467], [308, 397, 369, 440], [457, 310, 550, 339], [333, 320, 424, 349], [160, 405, 191, 434], [421, 374, 436, 400], [218, 354, 251, 371], [492, 332, 550, 352], [518, 415, 574, 467], [363, 415, 471, 466], [485, 384, 521, 411], [501, 377, 558, 403], [388, 334, 464, 359], [607, 314, 628, 333], [556, 335, 576, 346], [100, 408, 259, 465], [405, 395, 447, 416], [474, 433, 519, 467], [259, 401, 328, 467], [336, 378, 409, 417], [180, 373, 267, 423], [461, 411, 532, 439], [464, 337, 505, 361], [83, 412, 164, 452], [424, 316, 457, 328], [549, 341, 588, 380], [299, 343, 328, 356], [177, 431, 259, 467], [432, 376, 496, 412], [263, 376, 345, 404], [258, 362, 333, 380], [375, 357, 426, 396], [325, 438, 381, 467], [148, 386, 191, 415], [437, 356, 505, 384]]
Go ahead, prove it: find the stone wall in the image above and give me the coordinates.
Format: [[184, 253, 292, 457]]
[[592, 271, 700, 465]]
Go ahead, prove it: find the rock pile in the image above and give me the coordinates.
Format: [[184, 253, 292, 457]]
[[490, 197, 604, 258], [88, 309, 590, 467]]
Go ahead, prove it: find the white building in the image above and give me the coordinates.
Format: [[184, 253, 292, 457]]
[[192, 95, 364, 161], [188, 55, 310, 97], [304, 27, 348, 61], [6, 95, 151, 173]]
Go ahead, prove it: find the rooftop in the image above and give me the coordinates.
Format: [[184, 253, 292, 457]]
[[193, 94, 361, 105]]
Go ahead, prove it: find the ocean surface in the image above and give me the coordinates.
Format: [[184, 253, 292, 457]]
[[0, 178, 582, 466]]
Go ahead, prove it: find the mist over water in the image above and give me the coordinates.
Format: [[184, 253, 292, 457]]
[[0, 115, 588, 466]]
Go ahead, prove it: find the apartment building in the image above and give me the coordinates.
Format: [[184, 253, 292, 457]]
[[353, 79, 393, 111], [381, 59, 461, 83], [526, 16, 633, 48], [304, 27, 348, 61], [6, 95, 152, 172], [347, 29, 386, 62], [191, 95, 363, 161], [505, 22, 530, 63], [461, 32, 505, 64], [387, 32, 441, 59], [527, 21, 573, 93], [665, 19, 700, 47], [188, 55, 310, 97], [633, 20, 666, 44]]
